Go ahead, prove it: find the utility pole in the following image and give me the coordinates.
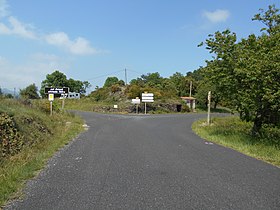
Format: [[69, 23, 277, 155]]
[[189, 81, 192, 97], [125, 68, 127, 85]]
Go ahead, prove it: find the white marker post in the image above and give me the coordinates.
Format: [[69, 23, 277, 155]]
[[207, 91, 211, 125], [48, 94, 54, 116]]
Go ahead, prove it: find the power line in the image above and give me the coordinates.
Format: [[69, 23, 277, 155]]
[[126, 69, 146, 75], [86, 70, 124, 81]]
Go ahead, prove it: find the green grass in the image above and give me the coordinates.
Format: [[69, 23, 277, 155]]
[[192, 116, 280, 167], [0, 99, 84, 207]]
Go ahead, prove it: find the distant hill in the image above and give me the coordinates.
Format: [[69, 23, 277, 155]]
[[1, 88, 19, 96]]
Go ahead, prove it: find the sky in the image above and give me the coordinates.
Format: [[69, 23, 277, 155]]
[[0, 0, 279, 93]]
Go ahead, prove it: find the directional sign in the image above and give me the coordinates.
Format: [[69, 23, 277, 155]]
[[132, 98, 141, 104], [48, 94, 54, 101], [142, 93, 154, 103], [45, 87, 69, 95]]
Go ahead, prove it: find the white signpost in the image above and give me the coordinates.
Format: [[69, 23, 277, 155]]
[[142, 93, 154, 114], [131, 98, 141, 114], [48, 94, 54, 116], [207, 91, 211, 125], [45, 87, 69, 115]]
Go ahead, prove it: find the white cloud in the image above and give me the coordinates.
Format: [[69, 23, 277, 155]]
[[45, 32, 96, 55], [202, 9, 230, 23], [0, 0, 100, 55], [0, 16, 37, 39], [0, 0, 9, 18], [29, 53, 60, 62], [0, 54, 70, 90]]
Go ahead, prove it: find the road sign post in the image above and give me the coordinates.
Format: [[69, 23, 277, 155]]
[[45, 87, 69, 115], [132, 98, 141, 114], [48, 94, 54, 116], [207, 91, 211, 125], [142, 93, 154, 114]]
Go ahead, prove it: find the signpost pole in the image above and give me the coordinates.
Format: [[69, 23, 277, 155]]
[[145, 102, 147, 115], [50, 101, 53, 116], [62, 95, 65, 110], [207, 91, 211, 125]]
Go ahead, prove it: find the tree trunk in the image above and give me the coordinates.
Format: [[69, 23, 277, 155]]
[[251, 109, 263, 136]]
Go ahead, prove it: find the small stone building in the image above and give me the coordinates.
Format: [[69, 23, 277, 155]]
[[181, 96, 196, 111]]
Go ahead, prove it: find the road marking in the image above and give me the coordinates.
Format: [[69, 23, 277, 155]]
[[82, 124, 90, 130], [205, 142, 214, 145]]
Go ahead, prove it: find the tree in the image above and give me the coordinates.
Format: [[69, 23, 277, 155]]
[[20, 83, 40, 99], [40, 70, 91, 96], [40, 71, 68, 97], [252, 4, 280, 35], [169, 72, 187, 96], [200, 5, 280, 135], [103, 77, 119, 88], [141, 72, 163, 88]]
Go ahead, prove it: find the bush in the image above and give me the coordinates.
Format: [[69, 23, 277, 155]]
[[0, 113, 24, 158]]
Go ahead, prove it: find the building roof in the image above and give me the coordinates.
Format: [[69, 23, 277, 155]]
[[181, 96, 196, 100]]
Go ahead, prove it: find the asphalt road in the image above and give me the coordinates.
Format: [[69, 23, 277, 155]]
[[5, 112, 280, 210]]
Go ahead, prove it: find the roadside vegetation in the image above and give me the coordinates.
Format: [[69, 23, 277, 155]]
[[193, 117, 280, 166], [0, 3, 279, 206], [192, 4, 280, 167], [0, 98, 83, 206]]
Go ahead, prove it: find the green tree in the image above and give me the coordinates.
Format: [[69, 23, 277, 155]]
[[40, 70, 91, 96], [252, 4, 280, 35], [200, 5, 280, 135], [103, 77, 119, 88], [40, 71, 68, 97], [169, 72, 187, 96], [141, 72, 163, 88], [20, 84, 40, 99]]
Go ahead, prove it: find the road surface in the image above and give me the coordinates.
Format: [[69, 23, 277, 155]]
[[5, 112, 280, 209]]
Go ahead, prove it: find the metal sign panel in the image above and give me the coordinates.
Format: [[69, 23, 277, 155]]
[[132, 99, 141, 104], [45, 87, 69, 94], [142, 99, 154, 102], [48, 94, 54, 101], [142, 93, 154, 103], [142, 93, 154, 97]]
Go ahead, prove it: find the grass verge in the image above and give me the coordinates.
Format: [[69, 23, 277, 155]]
[[0, 100, 84, 207], [192, 116, 280, 167]]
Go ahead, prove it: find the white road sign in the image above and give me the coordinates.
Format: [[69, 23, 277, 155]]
[[132, 99, 141, 104], [142, 93, 154, 103]]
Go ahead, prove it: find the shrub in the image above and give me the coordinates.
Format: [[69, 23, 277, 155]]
[[0, 113, 24, 158]]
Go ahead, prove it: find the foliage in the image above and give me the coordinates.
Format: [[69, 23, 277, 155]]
[[104, 77, 120, 88], [20, 83, 40, 99], [0, 99, 54, 160], [90, 87, 110, 102], [0, 113, 24, 158], [199, 5, 280, 135], [252, 4, 280, 35], [169, 72, 188, 96], [40, 70, 91, 97], [0, 98, 83, 206]]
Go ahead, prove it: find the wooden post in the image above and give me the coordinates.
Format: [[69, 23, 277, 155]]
[[207, 91, 211, 125], [50, 101, 53, 116], [145, 102, 147, 114], [62, 96, 65, 110]]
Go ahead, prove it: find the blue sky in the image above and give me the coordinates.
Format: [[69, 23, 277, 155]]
[[0, 0, 279, 93]]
